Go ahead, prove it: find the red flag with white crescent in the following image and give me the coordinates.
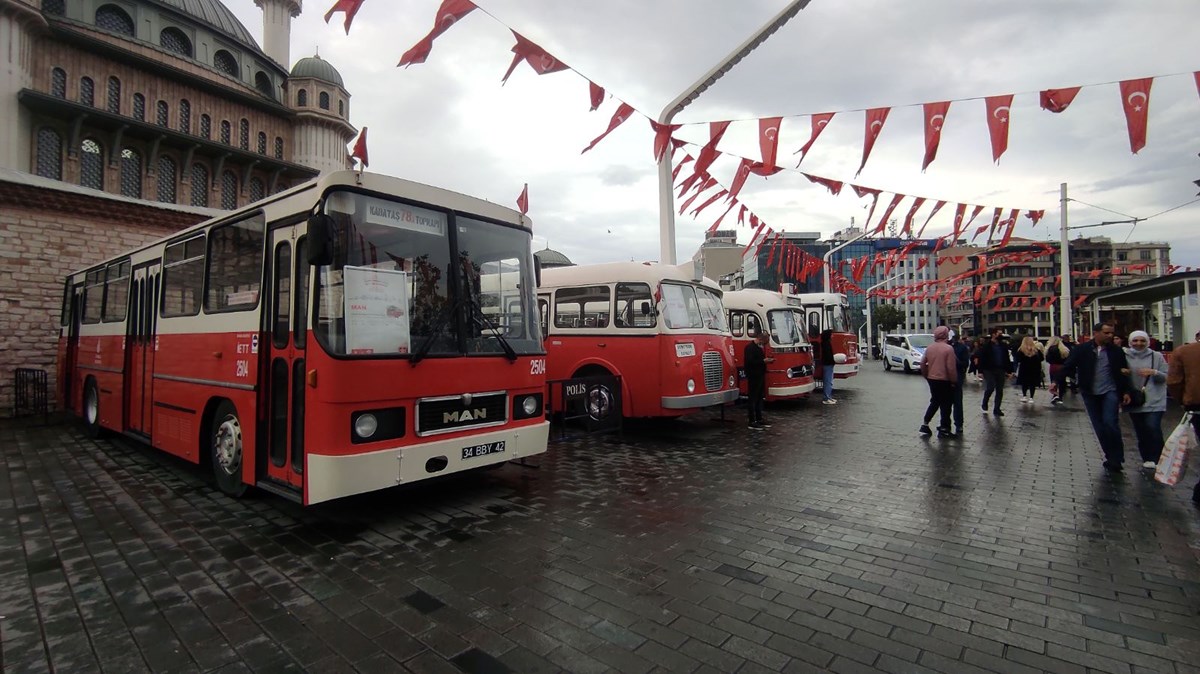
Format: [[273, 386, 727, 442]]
[[921, 101, 950, 171], [350, 126, 368, 168], [691, 190, 728, 218], [794, 112, 834, 164], [987, 207, 1003, 242], [397, 0, 476, 66], [998, 209, 1019, 247], [964, 205, 985, 232], [918, 200, 947, 239], [742, 221, 769, 257], [501, 32, 570, 84], [759, 117, 783, 169], [691, 121, 731, 180], [872, 193, 905, 235], [852, 184, 882, 230], [582, 103, 634, 153], [857, 107, 890, 176], [1026, 210, 1045, 226], [984, 94, 1013, 163], [1040, 87, 1081, 113], [516, 183, 528, 215], [589, 81, 605, 111], [728, 158, 754, 201], [649, 121, 681, 162], [324, 0, 366, 34], [901, 197, 927, 237], [1119, 77, 1153, 154], [802, 173, 843, 196]]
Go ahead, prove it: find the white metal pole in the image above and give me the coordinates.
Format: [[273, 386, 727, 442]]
[[864, 274, 902, 361], [657, 0, 812, 264], [1058, 183, 1072, 337], [823, 228, 871, 293]]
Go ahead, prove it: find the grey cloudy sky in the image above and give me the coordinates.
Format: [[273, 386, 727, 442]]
[[227, 0, 1200, 266]]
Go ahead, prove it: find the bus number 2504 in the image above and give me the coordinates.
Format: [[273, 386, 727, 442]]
[[235, 360, 250, 378], [530, 359, 546, 376]]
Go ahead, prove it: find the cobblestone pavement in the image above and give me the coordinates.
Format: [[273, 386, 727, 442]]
[[3, 366, 1200, 674]]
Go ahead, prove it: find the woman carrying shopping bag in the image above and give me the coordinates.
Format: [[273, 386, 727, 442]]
[[1123, 330, 1169, 469]]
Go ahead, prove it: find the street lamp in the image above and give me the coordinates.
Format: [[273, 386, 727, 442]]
[[864, 273, 902, 360]]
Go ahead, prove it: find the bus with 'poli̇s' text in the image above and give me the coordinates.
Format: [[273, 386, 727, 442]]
[[58, 170, 548, 505], [724, 289, 817, 400], [783, 287, 861, 379], [537, 261, 739, 418]]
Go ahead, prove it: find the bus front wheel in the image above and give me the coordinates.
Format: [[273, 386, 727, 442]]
[[210, 401, 249, 498], [83, 378, 102, 438]]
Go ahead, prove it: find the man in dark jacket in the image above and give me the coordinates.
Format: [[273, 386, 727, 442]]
[[744, 331, 773, 430], [949, 330, 971, 436], [974, 328, 1014, 416], [1055, 322, 1134, 471]]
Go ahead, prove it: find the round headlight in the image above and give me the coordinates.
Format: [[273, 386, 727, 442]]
[[728, 375, 735, 387], [833, 353, 848, 364], [687, 379, 696, 393], [786, 369, 795, 379], [354, 413, 378, 439], [522, 396, 539, 416]]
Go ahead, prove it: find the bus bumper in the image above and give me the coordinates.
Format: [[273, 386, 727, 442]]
[[768, 381, 817, 397], [305, 421, 550, 505], [834, 362, 860, 378], [661, 388, 739, 410]]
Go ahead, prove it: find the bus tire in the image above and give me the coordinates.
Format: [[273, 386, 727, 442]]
[[82, 378, 103, 438], [209, 401, 249, 498], [574, 366, 617, 422]]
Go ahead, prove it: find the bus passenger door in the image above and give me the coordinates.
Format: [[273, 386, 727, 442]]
[[264, 226, 306, 490], [63, 286, 83, 412], [126, 263, 160, 436]]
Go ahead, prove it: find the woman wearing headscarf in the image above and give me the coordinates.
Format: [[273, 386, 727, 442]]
[[1015, 336, 1045, 403], [1045, 335, 1071, 405], [1123, 330, 1169, 469]]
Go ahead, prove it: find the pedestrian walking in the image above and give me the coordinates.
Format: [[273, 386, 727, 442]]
[[974, 327, 1013, 416], [1124, 330, 1168, 469], [1053, 322, 1134, 472], [949, 330, 971, 436], [1165, 330, 1200, 503], [1045, 336, 1070, 404], [1015, 336, 1045, 403], [744, 331, 773, 430], [820, 329, 837, 405], [919, 326, 958, 438]]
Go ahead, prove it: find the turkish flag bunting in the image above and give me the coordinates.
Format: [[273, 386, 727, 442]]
[[738, 205, 747, 226], [691, 189, 728, 217], [922, 101, 951, 171], [794, 113, 834, 164], [901, 197, 927, 237], [918, 200, 947, 239], [765, 232, 781, 267], [998, 209, 1019, 247], [706, 201, 737, 234], [678, 177, 716, 214], [649, 121, 681, 163], [747, 162, 782, 177], [1026, 209, 1045, 226], [1040, 87, 1081, 113], [987, 207, 1003, 242], [516, 183, 529, 215], [951, 203, 968, 240], [582, 102, 634, 153], [1195, 72, 1200, 100], [689, 121, 731, 184], [852, 184, 882, 229], [964, 205, 986, 232], [672, 155, 693, 181], [984, 94, 1014, 163], [1119, 77, 1153, 153], [872, 193, 905, 235], [350, 127, 368, 167], [397, 0, 476, 66], [743, 221, 769, 257], [325, 0, 366, 35], [759, 117, 783, 169], [802, 173, 843, 196], [857, 107, 890, 176], [589, 81, 605, 111], [728, 159, 754, 201], [502, 32, 570, 84]]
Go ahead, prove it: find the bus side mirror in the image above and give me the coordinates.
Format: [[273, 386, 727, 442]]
[[307, 214, 334, 266], [533, 255, 542, 288]]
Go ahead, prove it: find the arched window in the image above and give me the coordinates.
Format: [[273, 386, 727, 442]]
[[106, 76, 120, 113], [190, 164, 209, 207], [95, 4, 134, 36], [249, 177, 265, 203], [156, 155, 177, 204], [179, 99, 191, 134], [220, 120, 230, 145], [156, 100, 168, 127], [80, 139, 104, 189], [255, 72, 273, 98], [296, 89, 307, 107], [213, 50, 238, 77], [200, 114, 211, 139], [257, 132, 266, 155], [273, 137, 283, 160], [239, 119, 249, 150], [132, 93, 145, 120], [79, 76, 94, 106], [220, 170, 238, 209], [159, 27, 192, 57], [318, 91, 330, 110], [274, 182, 288, 194], [35, 127, 63, 180], [51, 68, 67, 98], [43, 0, 65, 15], [338, 99, 344, 116], [119, 147, 142, 197]]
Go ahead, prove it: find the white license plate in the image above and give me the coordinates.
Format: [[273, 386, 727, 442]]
[[462, 440, 506, 461]]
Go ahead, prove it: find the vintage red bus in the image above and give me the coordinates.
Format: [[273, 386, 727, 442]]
[[724, 289, 816, 400], [59, 170, 548, 504], [785, 290, 861, 379], [537, 262, 739, 418]]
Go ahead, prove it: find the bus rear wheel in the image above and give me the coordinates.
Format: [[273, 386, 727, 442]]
[[210, 401, 249, 498], [83, 378, 102, 438]]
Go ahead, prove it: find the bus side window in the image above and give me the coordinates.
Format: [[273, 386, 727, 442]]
[[537, 297, 548, 337], [614, 282, 653, 328], [82, 270, 104, 324], [746, 312, 762, 337], [162, 235, 205, 317], [808, 310, 821, 335], [206, 214, 265, 312], [103, 260, 130, 323], [555, 285, 610, 329], [730, 312, 744, 337]]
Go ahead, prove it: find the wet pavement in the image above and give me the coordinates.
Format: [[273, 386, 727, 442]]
[[2, 366, 1200, 674]]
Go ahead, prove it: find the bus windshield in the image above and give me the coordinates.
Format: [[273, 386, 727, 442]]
[[314, 190, 542, 358], [661, 283, 728, 331], [768, 309, 807, 346], [825, 303, 848, 332]]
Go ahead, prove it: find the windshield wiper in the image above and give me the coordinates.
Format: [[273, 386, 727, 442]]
[[410, 295, 464, 366], [463, 295, 519, 363]]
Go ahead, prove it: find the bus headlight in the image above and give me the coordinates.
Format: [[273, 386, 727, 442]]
[[354, 413, 378, 439], [513, 393, 543, 420], [728, 375, 736, 387], [687, 379, 696, 393], [522, 396, 539, 416]]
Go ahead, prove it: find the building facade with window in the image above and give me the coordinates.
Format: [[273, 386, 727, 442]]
[[0, 0, 357, 413]]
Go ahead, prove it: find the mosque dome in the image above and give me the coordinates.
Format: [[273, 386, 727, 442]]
[[535, 248, 574, 268], [290, 54, 345, 87], [151, 0, 262, 53]]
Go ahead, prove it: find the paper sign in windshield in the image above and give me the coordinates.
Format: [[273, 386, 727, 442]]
[[344, 265, 411, 355]]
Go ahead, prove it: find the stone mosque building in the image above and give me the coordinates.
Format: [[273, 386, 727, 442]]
[[0, 0, 356, 413]]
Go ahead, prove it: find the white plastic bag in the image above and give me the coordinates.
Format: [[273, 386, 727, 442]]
[[1155, 412, 1194, 487]]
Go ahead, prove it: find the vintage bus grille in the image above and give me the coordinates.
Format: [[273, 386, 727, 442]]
[[416, 392, 507, 436], [702, 351, 724, 391]]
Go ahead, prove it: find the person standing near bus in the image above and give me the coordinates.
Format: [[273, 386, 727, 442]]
[[744, 331, 773, 429], [820, 329, 837, 405], [919, 326, 958, 438]]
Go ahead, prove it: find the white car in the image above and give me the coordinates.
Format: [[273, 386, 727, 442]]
[[883, 333, 934, 373]]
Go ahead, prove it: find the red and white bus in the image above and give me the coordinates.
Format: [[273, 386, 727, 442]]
[[785, 290, 861, 379], [537, 262, 739, 418], [724, 289, 816, 400], [59, 170, 548, 505]]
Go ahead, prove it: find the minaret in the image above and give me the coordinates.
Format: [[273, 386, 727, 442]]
[[254, 0, 301, 68]]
